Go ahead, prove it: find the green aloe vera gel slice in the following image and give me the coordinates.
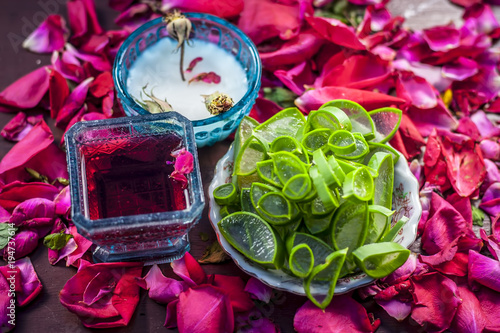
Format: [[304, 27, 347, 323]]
[[332, 201, 369, 255], [253, 107, 306, 143], [218, 212, 284, 269], [328, 130, 356, 155], [342, 167, 374, 202], [320, 100, 375, 140], [289, 244, 314, 278], [368, 107, 402, 144], [353, 242, 410, 279], [270, 151, 308, 184], [234, 116, 259, 160], [213, 183, 238, 206], [302, 128, 332, 154]]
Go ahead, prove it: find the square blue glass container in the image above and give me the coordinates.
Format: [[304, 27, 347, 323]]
[[65, 112, 204, 264], [113, 13, 262, 147]]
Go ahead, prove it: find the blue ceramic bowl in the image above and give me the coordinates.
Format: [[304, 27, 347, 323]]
[[113, 13, 262, 147]]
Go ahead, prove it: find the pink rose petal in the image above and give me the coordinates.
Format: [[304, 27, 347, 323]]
[[456, 117, 481, 141], [463, 3, 500, 35], [0, 66, 50, 110], [3, 230, 39, 260], [10, 198, 55, 227], [422, 25, 461, 52], [136, 264, 186, 304], [296, 86, 406, 114], [480, 182, 500, 217], [0, 182, 59, 212], [59, 262, 143, 328], [450, 285, 487, 333], [171, 252, 207, 287], [468, 250, 500, 292], [16, 257, 43, 307], [480, 140, 500, 161], [162, 0, 243, 19], [54, 186, 71, 217], [274, 61, 315, 95], [476, 286, 500, 332], [164, 298, 179, 328], [22, 15, 68, 54], [244, 277, 273, 303], [396, 72, 437, 109], [442, 57, 478, 81], [114, 3, 155, 30], [480, 229, 500, 260], [376, 299, 411, 322], [212, 275, 254, 313], [410, 272, 461, 332], [67, 0, 103, 45], [261, 31, 323, 68], [1, 112, 35, 142], [470, 110, 500, 139], [380, 254, 417, 285], [306, 16, 366, 50], [56, 77, 94, 128], [294, 295, 380, 332], [249, 97, 282, 124], [49, 69, 70, 119], [177, 284, 234, 333], [66, 225, 92, 267], [186, 57, 203, 73]]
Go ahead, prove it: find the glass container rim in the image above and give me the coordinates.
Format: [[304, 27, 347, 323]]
[[113, 13, 262, 127]]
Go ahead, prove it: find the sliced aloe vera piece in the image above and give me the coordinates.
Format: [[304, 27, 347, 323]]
[[234, 135, 267, 176], [218, 212, 284, 269], [327, 155, 346, 186], [365, 142, 400, 165], [335, 133, 369, 160], [332, 201, 369, 256], [381, 217, 408, 242], [219, 204, 240, 218], [234, 116, 259, 160], [353, 242, 410, 279], [304, 210, 335, 235], [312, 149, 337, 188], [302, 128, 332, 154], [304, 248, 347, 309], [256, 160, 282, 188], [274, 218, 302, 241], [309, 165, 339, 212], [328, 130, 356, 155], [270, 135, 301, 153], [365, 205, 395, 244], [306, 108, 352, 132], [289, 244, 314, 278], [253, 107, 306, 143], [240, 188, 257, 215], [320, 100, 375, 140], [270, 151, 308, 184], [283, 174, 312, 201], [213, 183, 238, 206], [368, 107, 402, 144], [342, 167, 374, 202], [257, 192, 298, 225], [371, 153, 394, 211], [286, 232, 334, 269]]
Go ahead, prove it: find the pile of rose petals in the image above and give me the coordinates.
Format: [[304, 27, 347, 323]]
[[0, 0, 499, 332]]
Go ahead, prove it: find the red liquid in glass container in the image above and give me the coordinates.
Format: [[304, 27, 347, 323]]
[[82, 132, 187, 220]]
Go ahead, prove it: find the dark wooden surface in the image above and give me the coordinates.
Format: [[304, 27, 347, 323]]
[[0, 1, 497, 332]]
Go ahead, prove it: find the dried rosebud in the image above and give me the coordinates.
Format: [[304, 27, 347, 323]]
[[203, 91, 234, 116], [136, 85, 174, 114], [164, 10, 192, 51]]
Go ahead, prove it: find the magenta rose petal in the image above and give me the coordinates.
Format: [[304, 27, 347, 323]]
[[296, 86, 405, 113], [306, 16, 365, 50], [177, 284, 234, 333], [237, 0, 301, 44], [49, 69, 70, 119], [3, 230, 39, 260], [10, 198, 55, 227], [67, 0, 103, 45], [54, 186, 71, 217], [51, 51, 85, 83], [274, 61, 315, 95], [162, 0, 243, 19], [0, 112, 34, 142], [463, 3, 500, 35], [59, 262, 143, 328], [294, 295, 380, 332], [396, 72, 437, 109], [479, 183, 500, 217], [0, 182, 59, 212], [212, 275, 254, 313], [380, 254, 417, 285], [16, 257, 43, 307], [0, 66, 50, 110], [260, 31, 323, 67], [410, 272, 461, 332], [422, 192, 471, 255], [492, 214, 500, 240], [249, 97, 281, 123], [66, 225, 92, 267], [376, 299, 411, 322], [422, 25, 461, 52], [164, 298, 179, 328], [476, 286, 500, 332], [185, 57, 203, 73], [22, 15, 68, 54], [470, 110, 500, 139], [456, 117, 481, 141], [172, 148, 194, 175], [483, 159, 500, 192], [89, 72, 114, 98], [442, 57, 478, 81], [171, 252, 207, 287], [114, 3, 155, 30], [480, 229, 500, 260], [136, 264, 186, 304], [244, 277, 273, 303], [468, 250, 500, 292], [479, 140, 500, 161], [449, 285, 486, 333], [56, 77, 94, 128]]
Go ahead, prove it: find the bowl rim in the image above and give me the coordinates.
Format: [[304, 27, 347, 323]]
[[208, 143, 422, 296], [112, 13, 262, 127]]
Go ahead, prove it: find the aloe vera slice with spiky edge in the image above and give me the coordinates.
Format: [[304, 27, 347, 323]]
[[233, 116, 259, 161], [371, 153, 394, 211], [320, 100, 375, 140], [304, 210, 335, 235], [213, 183, 239, 206], [218, 212, 285, 269], [306, 107, 352, 133], [302, 128, 333, 155], [257, 192, 299, 225], [253, 107, 306, 144], [332, 201, 369, 256], [256, 160, 282, 188], [289, 244, 315, 278], [283, 174, 312, 201], [270, 151, 308, 185], [353, 242, 410, 279], [250, 183, 279, 211], [327, 155, 346, 186], [365, 142, 400, 165], [304, 248, 348, 309], [336, 158, 378, 177], [312, 149, 337, 188], [342, 167, 374, 202], [335, 133, 369, 160], [240, 188, 257, 215], [368, 107, 402, 144], [270, 135, 301, 153], [365, 205, 395, 244], [286, 232, 334, 270]]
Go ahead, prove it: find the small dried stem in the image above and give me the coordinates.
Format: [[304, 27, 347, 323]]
[[180, 42, 185, 81]]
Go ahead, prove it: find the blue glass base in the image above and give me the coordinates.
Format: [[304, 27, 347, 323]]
[[91, 235, 190, 265]]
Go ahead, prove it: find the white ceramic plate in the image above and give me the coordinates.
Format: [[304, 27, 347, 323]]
[[208, 144, 422, 296]]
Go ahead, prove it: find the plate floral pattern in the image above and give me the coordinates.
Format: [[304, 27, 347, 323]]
[[208, 145, 422, 296]]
